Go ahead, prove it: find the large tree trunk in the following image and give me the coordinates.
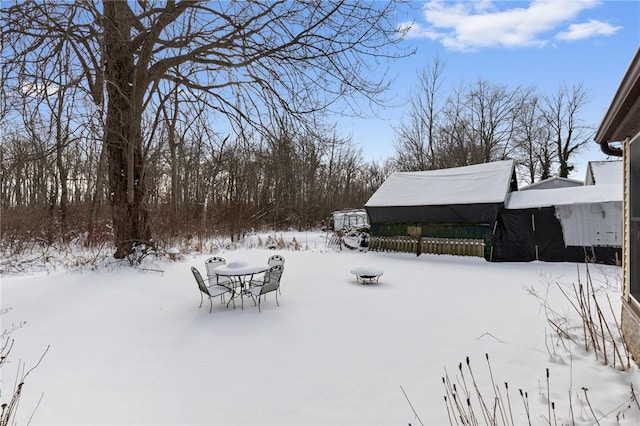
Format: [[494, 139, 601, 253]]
[[104, 2, 153, 259]]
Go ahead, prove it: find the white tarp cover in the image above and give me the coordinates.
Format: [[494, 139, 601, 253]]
[[365, 160, 515, 207], [555, 202, 622, 247], [505, 184, 622, 209]]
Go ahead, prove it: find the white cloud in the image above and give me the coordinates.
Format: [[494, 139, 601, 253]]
[[398, 21, 444, 42], [408, 0, 610, 51], [556, 19, 621, 41], [20, 81, 59, 98]]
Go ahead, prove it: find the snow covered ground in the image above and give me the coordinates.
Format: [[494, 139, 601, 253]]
[[2, 231, 639, 425]]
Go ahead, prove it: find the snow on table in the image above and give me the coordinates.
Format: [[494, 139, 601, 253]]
[[350, 266, 383, 284], [166, 247, 180, 260]]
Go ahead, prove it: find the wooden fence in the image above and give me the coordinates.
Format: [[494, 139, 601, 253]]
[[369, 236, 485, 257]]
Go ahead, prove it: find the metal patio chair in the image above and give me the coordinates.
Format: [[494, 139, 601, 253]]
[[246, 265, 284, 312], [205, 256, 232, 288], [268, 255, 285, 294], [268, 255, 285, 267], [191, 266, 234, 313]]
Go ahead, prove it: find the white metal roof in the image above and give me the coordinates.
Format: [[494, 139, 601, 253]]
[[505, 184, 622, 209], [365, 160, 515, 207]]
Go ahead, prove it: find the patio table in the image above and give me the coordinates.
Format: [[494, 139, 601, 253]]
[[214, 262, 269, 309], [350, 267, 383, 284]]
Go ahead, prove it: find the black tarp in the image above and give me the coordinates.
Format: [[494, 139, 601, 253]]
[[365, 203, 501, 225], [491, 209, 535, 262], [533, 207, 585, 262], [492, 207, 621, 264]]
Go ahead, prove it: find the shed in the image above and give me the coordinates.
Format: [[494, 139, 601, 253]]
[[365, 160, 518, 259], [519, 176, 583, 191], [584, 160, 623, 185], [492, 184, 622, 264]]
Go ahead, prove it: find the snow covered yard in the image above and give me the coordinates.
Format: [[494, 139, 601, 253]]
[[2, 231, 639, 425]]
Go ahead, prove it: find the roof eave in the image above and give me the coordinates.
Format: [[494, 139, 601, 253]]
[[595, 47, 640, 156]]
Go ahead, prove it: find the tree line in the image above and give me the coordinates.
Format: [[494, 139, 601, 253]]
[[1, 107, 391, 248], [392, 56, 594, 182]]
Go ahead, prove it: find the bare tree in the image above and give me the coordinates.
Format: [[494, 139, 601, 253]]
[[435, 86, 473, 168], [513, 95, 552, 184], [417, 79, 530, 169], [393, 55, 445, 171], [460, 79, 528, 164], [31, 42, 86, 233], [156, 80, 211, 235], [542, 82, 594, 177], [2, 0, 408, 258]]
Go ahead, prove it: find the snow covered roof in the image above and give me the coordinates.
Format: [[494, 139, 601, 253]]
[[365, 160, 516, 207], [505, 184, 622, 209], [584, 161, 622, 185], [519, 176, 583, 191]]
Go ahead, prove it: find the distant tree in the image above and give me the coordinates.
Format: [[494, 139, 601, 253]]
[[513, 95, 552, 184], [542, 83, 594, 178], [459, 79, 529, 164], [26, 43, 87, 234], [2, 1, 408, 259], [419, 79, 530, 169], [435, 86, 472, 168], [360, 159, 395, 195], [538, 136, 554, 181], [393, 56, 446, 171]]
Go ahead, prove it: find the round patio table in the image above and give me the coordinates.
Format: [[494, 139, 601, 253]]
[[350, 267, 383, 284], [215, 262, 269, 308]]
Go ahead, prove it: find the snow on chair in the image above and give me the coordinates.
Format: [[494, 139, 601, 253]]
[[246, 265, 284, 312], [268, 255, 285, 294], [268, 255, 285, 266], [191, 267, 234, 313], [205, 256, 232, 288]]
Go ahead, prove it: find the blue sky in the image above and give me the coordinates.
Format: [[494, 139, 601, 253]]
[[343, 0, 640, 180]]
